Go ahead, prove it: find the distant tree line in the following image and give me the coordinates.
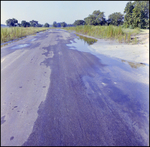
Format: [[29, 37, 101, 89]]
[[73, 10, 124, 27], [5, 1, 149, 29], [73, 1, 149, 29], [6, 18, 70, 28], [52, 21, 68, 27], [6, 18, 50, 28]]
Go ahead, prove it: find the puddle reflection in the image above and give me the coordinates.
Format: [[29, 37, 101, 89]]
[[11, 44, 30, 49], [75, 34, 97, 45], [31, 38, 37, 42]]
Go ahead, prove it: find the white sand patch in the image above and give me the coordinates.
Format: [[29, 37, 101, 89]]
[[77, 30, 149, 65]]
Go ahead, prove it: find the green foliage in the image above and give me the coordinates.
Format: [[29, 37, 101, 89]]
[[21, 21, 30, 27], [37, 24, 43, 27], [64, 25, 140, 44], [21, 20, 26, 27], [52, 21, 67, 27], [84, 10, 106, 26], [84, 15, 97, 25], [123, 2, 134, 28], [53, 21, 57, 27], [108, 12, 124, 26], [44, 23, 49, 27], [123, 1, 149, 29], [129, 25, 133, 29], [30, 20, 38, 27], [74, 20, 85, 26], [67, 24, 74, 27], [17, 23, 21, 27], [60, 22, 67, 27], [133, 37, 138, 44], [6, 18, 18, 27]]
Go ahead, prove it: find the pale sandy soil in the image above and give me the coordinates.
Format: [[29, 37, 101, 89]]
[[76, 30, 149, 65]]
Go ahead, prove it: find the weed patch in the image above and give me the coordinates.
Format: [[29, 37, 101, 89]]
[[64, 25, 141, 44], [1, 27, 50, 43]]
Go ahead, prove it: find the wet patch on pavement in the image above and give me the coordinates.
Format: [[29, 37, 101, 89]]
[[12, 106, 18, 110], [2, 29, 148, 146], [75, 34, 97, 45], [10, 136, 14, 141], [121, 59, 147, 69], [22, 33, 148, 146], [11, 44, 30, 49], [1, 115, 6, 125], [31, 38, 37, 42]]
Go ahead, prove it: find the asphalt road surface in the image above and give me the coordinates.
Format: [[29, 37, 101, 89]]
[[1, 29, 149, 146]]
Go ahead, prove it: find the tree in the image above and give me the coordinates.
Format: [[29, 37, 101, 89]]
[[123, 1, 134, 28], [26, 22, 30, 27], [21, 20, 27, 27], [57, 22, 61, 27], [21, 20, 30, 27], [84, 15, 97, 25], [37, 24, 43, 27], [6, 18, 18, 27], [108, 12, 124, 26], [60, 22, 67, 27], [53, 21, 57, 27], [73, 20, 85, 26], [44, 23, 49, 27], [67, 24, 74, 27], [92, 10, 106, 25], [132, 1, 149, 28], [84, 10, 106, 25], [17, 23, 21, 27], [123, 1, 149, 29], [30, 20, 38, 27]]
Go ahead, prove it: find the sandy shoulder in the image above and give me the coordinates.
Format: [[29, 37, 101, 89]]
[[76, 30, 149, 65]]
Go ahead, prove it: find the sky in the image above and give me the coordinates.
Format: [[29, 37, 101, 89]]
[[1, 1, 129, 25]]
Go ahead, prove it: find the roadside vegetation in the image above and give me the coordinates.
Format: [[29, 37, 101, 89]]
[[1, 27, 50, 43], [64, 25, 141, 44], [63, 1, 148, 44], [76, 34, 97, 45], [2, 1, 148, 45]]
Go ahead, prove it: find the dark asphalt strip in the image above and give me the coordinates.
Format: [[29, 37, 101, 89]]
[[22, 35, 148, 146]]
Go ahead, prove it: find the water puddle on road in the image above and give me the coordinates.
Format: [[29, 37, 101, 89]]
[[75, 34, 97, 45], [66, 36, 124, 68], [11, 44, 30, 49], [67, 36, 148, 70], [31, 38, 37, 42], [66, 36, 95, 53], [66, 35, 149, 84]]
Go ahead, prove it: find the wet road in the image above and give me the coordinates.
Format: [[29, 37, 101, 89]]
[[1, 29, 149, 146]]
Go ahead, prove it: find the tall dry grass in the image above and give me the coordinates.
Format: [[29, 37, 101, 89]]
[[64, 25, 140, 43], [1, 27, 50, 43]]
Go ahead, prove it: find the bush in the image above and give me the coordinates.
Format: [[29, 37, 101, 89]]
[[129, 25, 134, 29]]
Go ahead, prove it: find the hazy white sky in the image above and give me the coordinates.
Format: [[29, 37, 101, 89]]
[[1, 1, 129, 25]]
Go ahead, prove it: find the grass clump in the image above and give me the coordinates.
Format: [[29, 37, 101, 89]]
[[132, 37, 138, 44], [1, 27, 50, 43], [64, 25, 141, 44]]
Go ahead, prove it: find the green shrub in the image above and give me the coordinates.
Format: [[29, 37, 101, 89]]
[[129, 25, 134, 29]]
